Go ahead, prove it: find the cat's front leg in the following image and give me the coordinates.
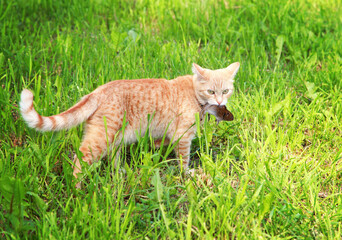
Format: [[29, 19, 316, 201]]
[[176, 138, 192, 170], [172, 126, 196, 171]]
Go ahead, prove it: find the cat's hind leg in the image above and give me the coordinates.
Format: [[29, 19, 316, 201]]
[[73, 118, 122, 188]]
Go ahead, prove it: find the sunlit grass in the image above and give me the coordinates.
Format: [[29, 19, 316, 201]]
[[0, 0, 341, 239]]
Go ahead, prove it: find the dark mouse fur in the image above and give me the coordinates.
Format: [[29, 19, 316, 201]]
[[201, 104, 234, 124]]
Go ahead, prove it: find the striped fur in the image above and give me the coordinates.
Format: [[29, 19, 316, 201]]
[[20, 62, 240, 188], [20, 89, 98, 131]]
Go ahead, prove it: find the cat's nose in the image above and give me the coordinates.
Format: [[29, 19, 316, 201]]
[[216, 96, 223, 105]]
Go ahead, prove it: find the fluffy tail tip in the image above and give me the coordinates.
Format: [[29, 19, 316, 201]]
[[21, 89, 33, 99], [20, 89, 34, 111]]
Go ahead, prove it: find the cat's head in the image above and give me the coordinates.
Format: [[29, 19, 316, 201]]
[[192, 62, 240, 106]]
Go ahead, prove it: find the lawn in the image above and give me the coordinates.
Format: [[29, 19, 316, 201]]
[[0, 0, 341, 239]]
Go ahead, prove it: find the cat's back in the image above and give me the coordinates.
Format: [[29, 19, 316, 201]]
[[97, 78, 170, 94], [94, 78, 177, 117]]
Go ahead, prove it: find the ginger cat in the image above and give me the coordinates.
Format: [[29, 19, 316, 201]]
[[20, 62, 240, 186]]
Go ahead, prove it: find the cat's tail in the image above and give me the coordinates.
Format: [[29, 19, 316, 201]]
[[20, 89, 98, 132]]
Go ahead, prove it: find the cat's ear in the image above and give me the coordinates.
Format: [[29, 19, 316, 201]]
[[192, 63, 207, 81], [226, 62, 240, 80]]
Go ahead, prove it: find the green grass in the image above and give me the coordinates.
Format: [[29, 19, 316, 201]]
[[1, 0, 342, 238]]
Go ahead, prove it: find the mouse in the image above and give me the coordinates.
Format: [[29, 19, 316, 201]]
[[201, 104, 234, 124]]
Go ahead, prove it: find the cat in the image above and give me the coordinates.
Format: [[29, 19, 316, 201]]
[[20, 62, 240, 187]]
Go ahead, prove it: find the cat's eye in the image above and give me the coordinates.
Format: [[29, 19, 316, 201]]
[[207, 89, 215, 95], [222, 89, 230, 94]]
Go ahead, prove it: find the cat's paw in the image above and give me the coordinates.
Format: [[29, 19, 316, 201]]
[[118, 168, 126, 174], [185, 168, 196, 177], [75, 181, 82, 189]]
